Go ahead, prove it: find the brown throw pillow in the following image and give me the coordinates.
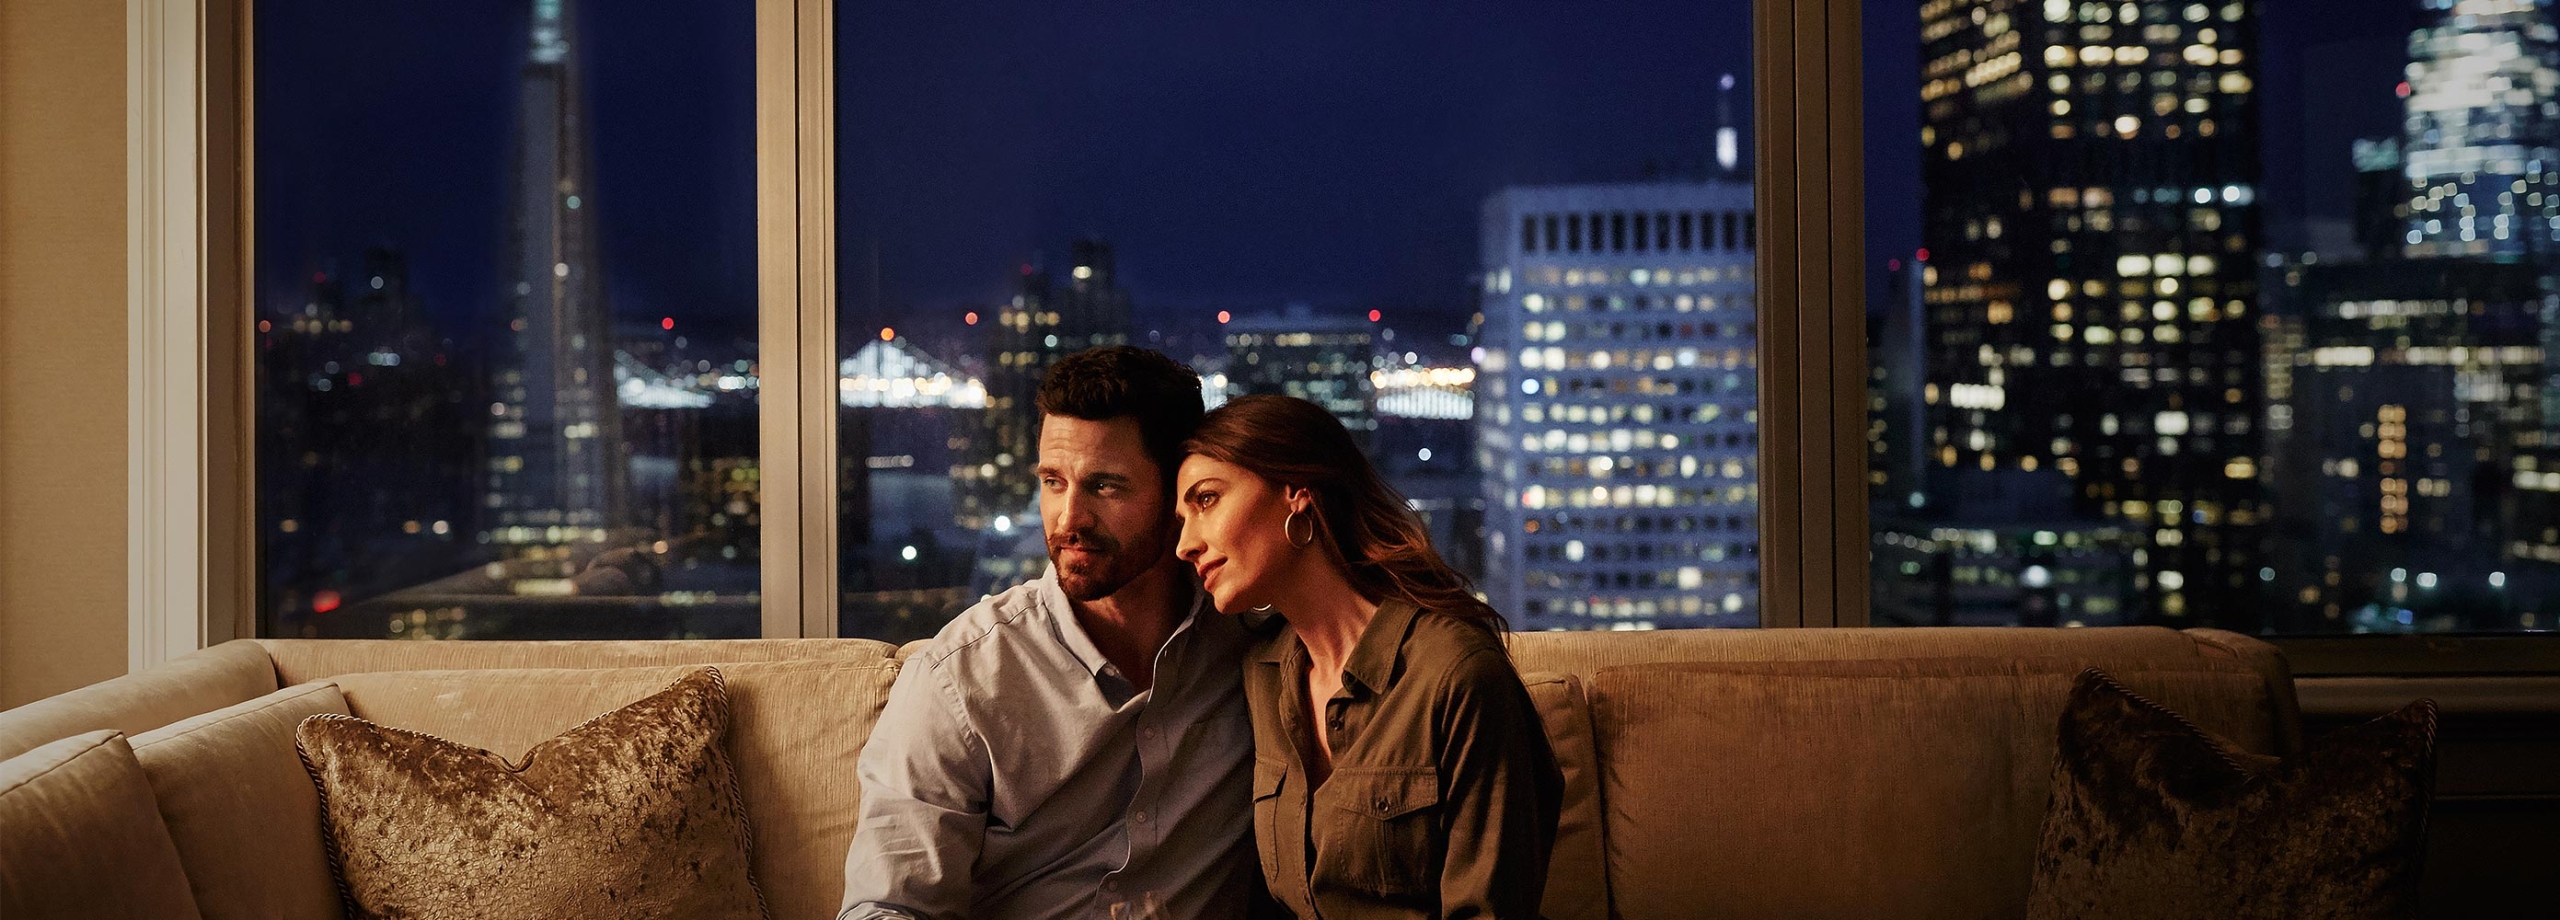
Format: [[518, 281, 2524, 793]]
[[295, 666, 768, 920], [2027, 668, 2437, 920]]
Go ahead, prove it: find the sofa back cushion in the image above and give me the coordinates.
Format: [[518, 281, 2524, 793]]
[[0, 731, 206, 920], [1521, 672, 1607, 920], [131, 681, 352, 920], [0, 641, 278, 762], [1509, 625, 2218, 680], [330, 659, 899, 920], [254, 638, 902, 687], [1586, 658, 2275, 920]]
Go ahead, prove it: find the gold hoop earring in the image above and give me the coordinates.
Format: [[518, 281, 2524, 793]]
[[1283, 508, 1316, 548]]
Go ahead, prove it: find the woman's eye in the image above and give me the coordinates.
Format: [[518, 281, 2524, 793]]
[[1196, 492, 1218, 508]]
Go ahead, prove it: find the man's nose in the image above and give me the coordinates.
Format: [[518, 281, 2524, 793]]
[[1053, 489, 1091, 528]]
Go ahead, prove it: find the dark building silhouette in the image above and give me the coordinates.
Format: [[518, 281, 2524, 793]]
[[482, 0, 629, 579]]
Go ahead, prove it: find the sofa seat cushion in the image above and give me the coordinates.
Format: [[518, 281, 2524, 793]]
[[297, 668, 767, 920], [132, 681, 353, 920], [1521, 671, 1607, 920], [2026, 669, 2437, 920], [1587, 656, 2275, 920], [0, 731, 206, 920], [329, 658, 900, 920]]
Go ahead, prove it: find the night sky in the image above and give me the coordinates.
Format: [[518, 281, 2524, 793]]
[[260, 0, 2425, 353]]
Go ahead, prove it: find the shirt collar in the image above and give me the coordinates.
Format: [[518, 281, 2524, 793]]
[[1036, 567, 1209, 679], [1342, 597, 1421, 694], [1247, 598, 1422, 682], [1248, 612, 1293, 665]]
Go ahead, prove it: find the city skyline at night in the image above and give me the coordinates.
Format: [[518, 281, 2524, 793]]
[[255, 0, 2555, 639]]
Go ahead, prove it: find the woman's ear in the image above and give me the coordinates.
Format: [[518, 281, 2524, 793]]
[[1284, 484, 1313, 514]]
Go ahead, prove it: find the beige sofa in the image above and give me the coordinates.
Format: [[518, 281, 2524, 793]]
[[0, 627, 2298, 920]]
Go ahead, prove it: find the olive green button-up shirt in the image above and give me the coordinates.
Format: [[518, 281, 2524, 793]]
[[1246, 599, 1561, 920]]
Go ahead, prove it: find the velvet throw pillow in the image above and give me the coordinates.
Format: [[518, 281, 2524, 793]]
[[2026, 668, 2437, 920], [295, 667, 768, 920]]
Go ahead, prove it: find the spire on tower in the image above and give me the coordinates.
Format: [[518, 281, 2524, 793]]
[[1715, 73, 1739, 175]]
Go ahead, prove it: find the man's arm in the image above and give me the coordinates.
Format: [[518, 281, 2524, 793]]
[[840, 656, 993, 920]]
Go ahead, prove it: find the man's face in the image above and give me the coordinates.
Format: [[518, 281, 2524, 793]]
[[1035, 414, 1173, 602]]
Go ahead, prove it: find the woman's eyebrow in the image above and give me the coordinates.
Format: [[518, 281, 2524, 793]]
[[1180, 478, 1226, 501]]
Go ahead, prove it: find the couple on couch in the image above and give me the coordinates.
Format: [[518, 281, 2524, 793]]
[[840, 346, 1562, 920]]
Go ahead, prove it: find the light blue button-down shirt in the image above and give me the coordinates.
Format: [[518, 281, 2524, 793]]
[[840, 569, 1258, 920]]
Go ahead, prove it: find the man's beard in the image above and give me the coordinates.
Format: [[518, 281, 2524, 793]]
[[1047, 523, 1166, 602]]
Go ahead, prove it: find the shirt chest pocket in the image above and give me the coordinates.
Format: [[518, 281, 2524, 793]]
[[1252, 758, 1287, 882], [1313, 765, 1442, 897]]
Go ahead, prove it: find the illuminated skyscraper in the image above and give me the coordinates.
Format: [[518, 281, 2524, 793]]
[[1475, 181, 1759, 630], [2400, 0, 2560, 259], [2244, 1, 2560, 632], [958, 239, 1133, 529], [2262, 259, 2550, 629], [483, 0, 628, 574], [1918, 0, 2267, 624], [1223, 304, 1377, 448]]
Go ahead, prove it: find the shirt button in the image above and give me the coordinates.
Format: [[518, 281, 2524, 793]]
[[1102, 880, 1118, 893], [1141, 727, 1157, 740], [1374, 797, 1391, 812], [1133, 810, 1148, 823]]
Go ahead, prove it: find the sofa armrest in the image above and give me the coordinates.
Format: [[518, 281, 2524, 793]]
[[2183, 628, 2305, 756]]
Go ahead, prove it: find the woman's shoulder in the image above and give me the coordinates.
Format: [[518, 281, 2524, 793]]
[[1401, 607, 1518, 681]]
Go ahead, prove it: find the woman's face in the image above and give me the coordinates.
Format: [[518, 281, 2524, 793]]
[[1173, 454, 1306, 614]]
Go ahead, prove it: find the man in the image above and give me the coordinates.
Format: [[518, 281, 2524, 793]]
[[841, 346, 1258, 920]]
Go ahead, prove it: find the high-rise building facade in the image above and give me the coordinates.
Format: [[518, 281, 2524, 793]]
[[1475, 181, 1759, 630], [483, 0, 628, 575], [1918, 0, 2267, 624], [2266, 233, 2559, 630], [958, 239, 1134, 530], [2401, 0, 2560, 259], [2239, 0, 2560, 633], [1869, 258, 1930, 509], [1223, 305, 1377, 448]]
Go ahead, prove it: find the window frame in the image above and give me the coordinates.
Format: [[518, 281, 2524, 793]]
[[133, 0, 2547, 674], [136, 0, 839, 659]]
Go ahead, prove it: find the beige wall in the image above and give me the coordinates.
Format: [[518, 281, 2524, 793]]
[[0, 0, 128, 708]]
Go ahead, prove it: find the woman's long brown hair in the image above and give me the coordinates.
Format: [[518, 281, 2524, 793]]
[[1185, 394, 1505, 631]]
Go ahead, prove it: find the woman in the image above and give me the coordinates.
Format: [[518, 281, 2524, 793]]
[[1174, 394, 1560, 919]]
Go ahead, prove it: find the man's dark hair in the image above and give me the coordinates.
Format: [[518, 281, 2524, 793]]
[[1036, 346, 1205, 491]]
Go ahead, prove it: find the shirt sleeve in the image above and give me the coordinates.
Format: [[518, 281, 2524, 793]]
[[1433, 645, 1564, 920], [840, 655, 993, 920]]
